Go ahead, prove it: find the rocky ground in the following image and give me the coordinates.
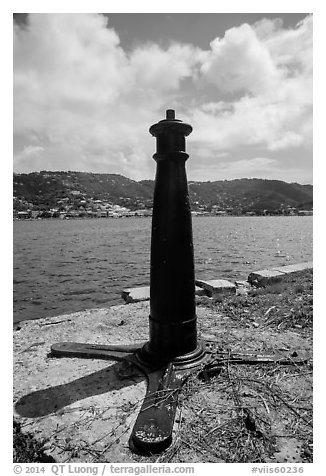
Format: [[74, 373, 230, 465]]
[[13, 270, 313, 463]]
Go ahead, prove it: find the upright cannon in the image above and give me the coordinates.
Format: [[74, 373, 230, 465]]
[[52, 109, 207, 453], [129, 110, 208, 452], [138, 109, 205, 367], [50, 110, 306, 455]]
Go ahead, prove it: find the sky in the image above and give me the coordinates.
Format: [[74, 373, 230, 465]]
[[13, 12, 313, 184]]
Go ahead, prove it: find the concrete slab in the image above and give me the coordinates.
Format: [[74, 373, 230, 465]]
[[247, 269, 286, 287], [122, 285, 206, 303], [248, 262, 312, 287], [272, 262, 313, 275], [195, 279, 236, 297], [121, 286, 150, 303]]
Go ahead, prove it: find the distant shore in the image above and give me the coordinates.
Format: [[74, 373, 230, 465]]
[[13, 211, 313, 220]]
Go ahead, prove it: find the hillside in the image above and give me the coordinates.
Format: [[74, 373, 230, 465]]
[[13, 171, 313, 215], [187, 178, 313, 213]]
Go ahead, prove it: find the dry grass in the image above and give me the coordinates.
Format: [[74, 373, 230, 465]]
[[134, 271, 313, 463], [130, 360, 312, 464]]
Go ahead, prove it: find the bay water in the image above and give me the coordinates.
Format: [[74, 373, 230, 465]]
[[13, 216, 312, 323]]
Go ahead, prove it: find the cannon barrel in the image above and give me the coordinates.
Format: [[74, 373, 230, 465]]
[[138, 110, 203, 365]]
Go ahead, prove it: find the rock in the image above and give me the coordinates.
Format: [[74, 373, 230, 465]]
[[248, 269, 286, 287], [195, 285, 207, 296], [271, 262, 313, 276], [122, 285, 206, 304], [195, 279, 236, 297], [235, 280, 252, 295], [121, 286, 150, 303], [248, 261, 312, 288]]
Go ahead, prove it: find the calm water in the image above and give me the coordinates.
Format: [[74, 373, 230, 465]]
[[13, 216, 313, 323]]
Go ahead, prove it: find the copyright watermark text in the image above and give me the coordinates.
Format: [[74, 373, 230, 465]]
[[13, 465, 195, 476]]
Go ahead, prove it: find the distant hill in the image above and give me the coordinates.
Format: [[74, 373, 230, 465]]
[[186, 178, 313, 213], [13, 171, 313, 214]]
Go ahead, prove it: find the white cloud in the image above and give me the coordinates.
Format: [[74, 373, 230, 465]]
[[261, 15, 312, 77], [130, 43, 202, 91], [13, 13, 201, 176], [13, 13, 312, 182], [14, 145, 45, 167], [200, 22, 282, 95], [190, 15, 312, 154], [19, 145, 44, 157], [220, 156, 276, 175], [188, 156, 311, 184]]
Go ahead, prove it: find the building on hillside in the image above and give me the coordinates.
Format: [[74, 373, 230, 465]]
[[214, 210, 227, 216], [17, 211, 30, 219], [134, 209, 152, 217], [298, 210, 313, 216]]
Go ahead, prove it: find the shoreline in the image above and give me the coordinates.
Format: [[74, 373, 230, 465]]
[[14, 261, 313, 327], [14, 213, 313, 221], [13, 264, 313, 463]]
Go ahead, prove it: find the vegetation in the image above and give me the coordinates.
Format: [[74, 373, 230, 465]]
[[200, 269, 313, 331], [188, 178, 312, 214], [13, 420, 55, 463]]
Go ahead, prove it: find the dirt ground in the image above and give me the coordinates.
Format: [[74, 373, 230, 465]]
[[13, 270, 313, 463]]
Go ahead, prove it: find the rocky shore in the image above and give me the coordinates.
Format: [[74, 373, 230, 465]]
[[13, 264, 313, 463]]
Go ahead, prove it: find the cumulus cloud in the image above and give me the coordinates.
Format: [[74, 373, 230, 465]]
[[130, 42, 202, 91], [13, 13, 312, 182], [200, 23, 282, 95], [189, 91, 310, 152], [190, 15, 312, 154], [13, 13, 201, 177], [199, 15, 312, 95]]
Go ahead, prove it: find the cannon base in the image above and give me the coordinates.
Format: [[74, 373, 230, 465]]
[[51, 339, 308, 454]]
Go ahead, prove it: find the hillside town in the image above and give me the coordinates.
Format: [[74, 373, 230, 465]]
[[13, 193, 312, 220], [13, 194, 153, 220], [13, 171, 313, 220]]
